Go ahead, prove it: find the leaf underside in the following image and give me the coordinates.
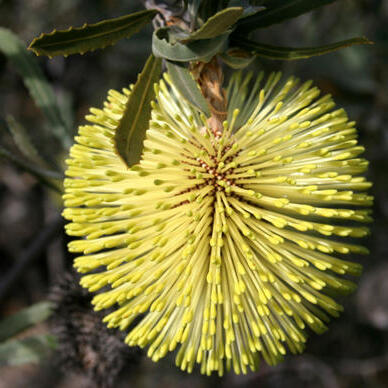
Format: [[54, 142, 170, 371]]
[[29, 9, 157, 57], [234, 36, 373, 60], [152, 28, 229, 62], [114, 54, 162, 167]]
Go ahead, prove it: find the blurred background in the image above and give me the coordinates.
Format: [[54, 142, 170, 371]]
[[0, 0, 387, 387]]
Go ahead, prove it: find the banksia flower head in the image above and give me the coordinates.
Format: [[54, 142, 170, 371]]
[[63, 71, 372, 376]]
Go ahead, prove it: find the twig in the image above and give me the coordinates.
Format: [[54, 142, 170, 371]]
[[0, 214, 64, 304]]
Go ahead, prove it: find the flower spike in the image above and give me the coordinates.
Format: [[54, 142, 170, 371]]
[[63, 71, 372, 376]]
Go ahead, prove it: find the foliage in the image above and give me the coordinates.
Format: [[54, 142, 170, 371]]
[[27, 0, 370, 169], [0, 303, 55, 366]]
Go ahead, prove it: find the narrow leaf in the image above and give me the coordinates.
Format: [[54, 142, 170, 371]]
[[0, 145, 63, 192], [236, 0, 338, 33], [189, 7, 243, 40], [152, 28, 229, 62], [165, 61, 210, 115], [29, 9, 157, 58], [0, 335, 57, 366], [234, 36, 373, 60], [0, 28, 71, 148], [0, 302, 54, 342], [115, 54, 162, 167], [5, 116, 47, 167]]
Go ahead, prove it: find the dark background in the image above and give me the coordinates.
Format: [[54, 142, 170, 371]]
[[0, 0, 388, 387]]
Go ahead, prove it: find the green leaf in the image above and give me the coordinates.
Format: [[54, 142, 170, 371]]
[[0, 335, 57, 366], [0, 145, 63, 192], [152, 28, 229, 62], [234, 36, 373, 60], [0, 302, 54, 342], [29, 9, 157, 58], [0, 28, 71, 148], [220, 48, 256, 69], [5, 116, 48, 167], [115, 54, 162, 167], [235, 0, 338, 33], [165, 61, 210, 115], [189, 7, 243, 40]]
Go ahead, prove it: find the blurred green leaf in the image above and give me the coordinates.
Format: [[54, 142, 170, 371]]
[[0, 27, 71, 148], [235, 0, 338, 33], [0, 335, 57, 366], [115, 54, 162, 167], [0, 145, 62, 191], [5, 116, 48, 167], [0, 302, 54, 342], [188, 7, 243, 40], [234, 36, 373, 60], [152, 28, 229, 62], [29, 9, 157, 58], [166, 61, 210, 114]]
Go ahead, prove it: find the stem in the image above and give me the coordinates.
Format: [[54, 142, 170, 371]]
[[191, 57, 228, 137]]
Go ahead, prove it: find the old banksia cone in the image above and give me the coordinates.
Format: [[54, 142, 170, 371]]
[[63, 71, 372, 376]]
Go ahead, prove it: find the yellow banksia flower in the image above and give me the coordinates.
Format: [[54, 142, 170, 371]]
[[63, 71, 373, 376]]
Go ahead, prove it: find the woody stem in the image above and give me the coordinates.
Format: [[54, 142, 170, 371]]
[[191, 57, 228, 137]]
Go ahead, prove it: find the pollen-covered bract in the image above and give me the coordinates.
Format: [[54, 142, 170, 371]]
[[63, 71, 372, 376]]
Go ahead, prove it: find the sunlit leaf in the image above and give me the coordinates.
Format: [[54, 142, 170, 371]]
[[0, 335, 57, 366], [115, 54, 162, 167], [233, 36, 373, 60], [29, 9, 157, 57], [188, 7, 243, 40], [0, 28, 71, 148], [165, 61, 210, 114], [0, 302, 54, 342]]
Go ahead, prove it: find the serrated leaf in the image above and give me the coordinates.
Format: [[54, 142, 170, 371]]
[[235, 0, 338, 33], [115, 54, 162, 167], [189, 7, 243, 40], [220, 48, 256, 69], [234, 36, 373, 60], [29, 9, 157, 58], [0, 302, 54, 342], [0, 28, 71, 148], [0, 335, 57, 366], [152, 28, 229, 62], [165, 61, 210, 115]]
